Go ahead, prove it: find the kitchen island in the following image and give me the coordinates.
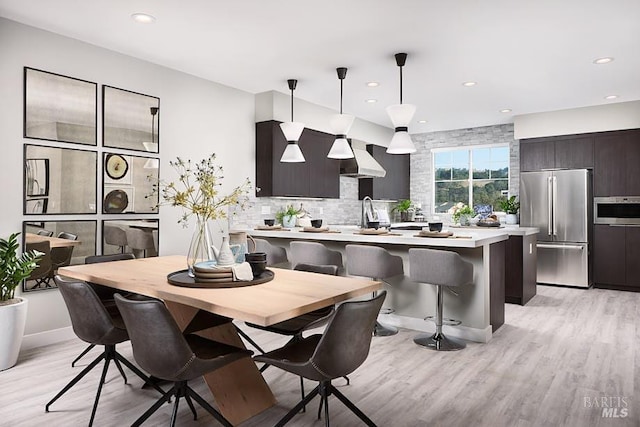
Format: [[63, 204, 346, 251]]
[[248, 225, 537, 343]]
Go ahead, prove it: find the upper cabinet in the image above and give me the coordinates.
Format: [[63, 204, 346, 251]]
[[594, 129, 640, 197], [255, 120, 340, 198], [358, 144, 410, 200], [520, 135, 594, 172]]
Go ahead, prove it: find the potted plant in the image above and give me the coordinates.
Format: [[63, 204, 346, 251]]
[[451, 203, 475, 226], [499, 196, 520, 224], [0, 232, 42, 371], [392, 199, 413, 222], [276, 205, 301, 228]]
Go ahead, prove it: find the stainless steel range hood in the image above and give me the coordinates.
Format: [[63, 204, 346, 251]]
[[340, 140, 386, 178]]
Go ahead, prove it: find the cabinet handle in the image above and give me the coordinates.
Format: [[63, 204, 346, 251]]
[[537, 244, 584, 250]]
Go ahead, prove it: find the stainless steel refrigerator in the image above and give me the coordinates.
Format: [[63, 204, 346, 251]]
[[520, 169, 591, 288]]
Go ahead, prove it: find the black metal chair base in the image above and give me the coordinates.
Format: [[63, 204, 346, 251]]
[[71, 343, 96, 367], [45, 344, 166, 426], [413, 332, 466, 351], [275, 380, 376, 427], [132, 381, 232, 427], [373, 321, 398, 337]]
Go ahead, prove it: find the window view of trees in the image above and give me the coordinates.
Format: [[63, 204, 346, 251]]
[[434, 146, 509, 213]]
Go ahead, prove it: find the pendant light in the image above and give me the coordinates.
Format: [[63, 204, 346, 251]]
[[280, 79, 305, 163], [143, 106, 159, 169], [327, 67, 355, 159], [386, 53, 417, 154]]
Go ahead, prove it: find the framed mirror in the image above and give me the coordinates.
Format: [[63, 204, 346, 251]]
[[24, 145, 97, 215], [22, 220, 97, 292], [102, 85, 160, 153], [23, 67, 97, 146], [102, 219, 159, 258], [102, 153, 159, 214]]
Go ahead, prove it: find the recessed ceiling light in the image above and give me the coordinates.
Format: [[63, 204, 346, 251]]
[[365, 99, 377, 103], [604, 95, 618, 100], [418, 120, 427, 124], [593, 57, 614, 65], [131, 13, 156, 24], [462, 81, 477, 87], [500, 109, 512, 113], [366, 82, 379, 87]]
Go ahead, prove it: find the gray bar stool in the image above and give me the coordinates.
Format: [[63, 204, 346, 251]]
[[253, 238, 288, 266], [290, 241, 343, 272], [345, 244, 404, 337], [408, 248, 473, 351]]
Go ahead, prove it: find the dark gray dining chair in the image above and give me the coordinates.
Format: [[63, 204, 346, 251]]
[[46, 276, 165, 427], [36, 229, 54, 237], [25, 240, 53, 289], [255, 292, 385, 427], [115, 294, 253, 427]]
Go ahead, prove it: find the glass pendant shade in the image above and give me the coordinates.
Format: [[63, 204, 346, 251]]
[[328, 113, 355, 159], [279, 121, 305, 142], [387, 131, 416, 154], [280, 142, 305, 162]]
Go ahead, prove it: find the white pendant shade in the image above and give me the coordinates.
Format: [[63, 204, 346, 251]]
[[386, 103, 416, 127], [329, 113, 355, 135], [143, 158, 160, 169], [142, 141, 158, 152], [280, 143, 305, 163], [328, 113, 355, 159], [387, 131, 416, 154], [327, 137, 354, 159], [279, 121, 305, 142]]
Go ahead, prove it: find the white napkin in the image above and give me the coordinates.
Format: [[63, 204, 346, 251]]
[[232, 262, 254, 281]]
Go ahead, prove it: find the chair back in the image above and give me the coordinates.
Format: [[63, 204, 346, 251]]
[[346, 244, 403, 279], [51, 246, 75, 270], [85, 253, 135, 264], [114, 295, 197, 380], [54, 276, 122, 344], [36, 229, 53, 237], [253, 238, 288, 266], [310, 291, 385, 379], [25, 240, 52, 280], [125, 228, 154, 251], [290, 241, 343, 271], [103, 225, 128, 247], [408, 248, 473, 287], [57, 232, 78, 240], [294, 263, 338, 276]]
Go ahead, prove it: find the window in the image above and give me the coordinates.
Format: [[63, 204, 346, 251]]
[[433, 145, 509, 213]]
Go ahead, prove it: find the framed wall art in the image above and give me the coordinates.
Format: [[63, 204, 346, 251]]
[[102, 152, 159, 214], [23, 67, 97, 146]]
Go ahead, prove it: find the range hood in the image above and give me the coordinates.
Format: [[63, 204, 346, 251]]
[[340, 140, 386, 178]]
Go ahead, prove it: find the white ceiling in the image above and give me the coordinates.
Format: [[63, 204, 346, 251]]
[[1, 0, 639, 133]]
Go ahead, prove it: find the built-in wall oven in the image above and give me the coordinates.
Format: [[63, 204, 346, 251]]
[[594, 197, 640, 225]]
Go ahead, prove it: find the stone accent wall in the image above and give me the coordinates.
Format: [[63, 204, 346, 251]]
[[410, 124, 519, 219]]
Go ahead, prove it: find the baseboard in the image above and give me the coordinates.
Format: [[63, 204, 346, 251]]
[[21, 326, 76, 351], [380, 314, 493, 343]]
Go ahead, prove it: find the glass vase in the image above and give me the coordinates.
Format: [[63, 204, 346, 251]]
[[187, 217, 214, 277]]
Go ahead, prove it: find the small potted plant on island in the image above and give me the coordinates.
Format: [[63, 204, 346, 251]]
[[499, 196, 520, 225], [450, 203, 475, 226], [276, 205, 301, 228], [392, 199, 413, 222], [0, 232, 42, 371]]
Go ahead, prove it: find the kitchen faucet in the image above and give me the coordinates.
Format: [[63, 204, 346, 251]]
[[361, 196, 378, 228]]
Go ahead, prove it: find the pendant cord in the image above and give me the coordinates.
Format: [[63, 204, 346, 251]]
[[399, 65, 403, 105], [290, 87, 294, 122], [340, 78, 344, 114]]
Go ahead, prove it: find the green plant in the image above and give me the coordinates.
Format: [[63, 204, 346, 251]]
[[1, 233, 42, 302], [451, 204, 474, 224], [391, 199, 412, 213], [275, 205, 301, 224], [498, 196, 520, 214]]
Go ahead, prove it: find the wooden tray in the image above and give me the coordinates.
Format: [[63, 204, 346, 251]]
[[254, 225, 287, 231], [301, 227, 329, 232], [355, 228, 390, 235], [414, 231, 454, 238], [167, 269, 274, 288]]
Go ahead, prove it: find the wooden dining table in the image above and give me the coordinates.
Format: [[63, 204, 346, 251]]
[[25, 233, 81, 248], [58, 255, 380, 426]]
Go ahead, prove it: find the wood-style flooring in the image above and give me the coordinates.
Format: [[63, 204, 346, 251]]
[[2, 285, 639, 427]]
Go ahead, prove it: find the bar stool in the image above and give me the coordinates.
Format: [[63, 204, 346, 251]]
[[345, 244, 403, 337], [408, 248, 473, 351], [290, 241, 343, 272], [104, 225, 128, 254], [125, 228, 155, 258], [253, 238, 288, 266]]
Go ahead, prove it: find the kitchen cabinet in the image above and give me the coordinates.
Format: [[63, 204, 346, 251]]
[[593, 224, 640, 290], [358, 144, 410, 200], [594, 129, 640, 197], [255, 120, 340, 198], [520, 135, 594, 172], [505, 235, 537, 305]]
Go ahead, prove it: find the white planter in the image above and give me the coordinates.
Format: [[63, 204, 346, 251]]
[[505, 213, 519, 225], [282, 215, 297, 228], [0, 297, 28, 371]]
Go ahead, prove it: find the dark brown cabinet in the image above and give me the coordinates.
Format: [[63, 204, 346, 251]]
[[505, 235, 537, 305], [255, 121, 340, 198], [594, 224, 640, 290], [593, 129, 640, 197], [358, 144, 410, 200], [520, 135, 594, 172]]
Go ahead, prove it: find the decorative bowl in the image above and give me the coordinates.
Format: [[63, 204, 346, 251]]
[[428, 222, 443, 232], [264, 219, 275, 226]]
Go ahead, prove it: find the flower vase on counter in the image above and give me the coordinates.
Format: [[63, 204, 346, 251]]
[[187, 218, 214, 277]]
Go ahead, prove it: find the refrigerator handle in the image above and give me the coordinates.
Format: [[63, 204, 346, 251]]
[[547, 176, 553, 236], [552, 175, 558, 236]]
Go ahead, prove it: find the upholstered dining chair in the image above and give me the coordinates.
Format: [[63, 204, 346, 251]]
[[255, 292, 385, 427], [114, 294, 253, 427], [253, 238, 288, 266], [36, 229, 54, 237], [49, 232, 78, 283], [126, 227, 155, 258], [25, 240, 53, 289], [70, 253, 137, 367], [104, 225, 128, 254], [46, 276, 165, 427]]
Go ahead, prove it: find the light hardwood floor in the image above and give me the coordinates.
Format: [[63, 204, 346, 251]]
[[2, 285, 639, 426]]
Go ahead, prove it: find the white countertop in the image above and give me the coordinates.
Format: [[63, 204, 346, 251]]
[[391, 222, 539, 236], [248, 226, 509, 248]]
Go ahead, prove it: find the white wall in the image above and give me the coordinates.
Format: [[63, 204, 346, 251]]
[[0, 18, 255, 336], [514, 101, 640, 139]]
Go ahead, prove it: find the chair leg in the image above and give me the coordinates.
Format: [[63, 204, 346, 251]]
[[88, 357, 111, 427], [186, 385, 233, 427], [71, 344, 95, 367], [184, 393, 198, 420], [343, 375, 350, 385], [115, 352, 167, 397], [322, 382, 330, 427], [235, 325, 266, 354], [300, 376, 306, 413], [373, 321, 398, 336], [330, 383, 377, 427], [317, 394, 324, 420], [132, 385, 177, 427], [169, 393, 180, 427], [413, 285, 466, 351], [274, 384, 321, 427], [112, 356, 128, 384], [46, 352, 105, 412]]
